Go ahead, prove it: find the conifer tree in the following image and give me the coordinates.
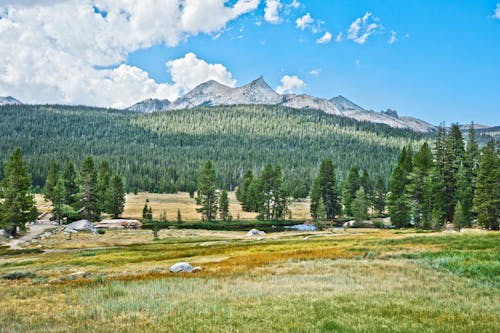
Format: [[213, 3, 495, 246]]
[[388, 147, 412, 228], [373, 177, 386, 215], [105, 174, 125, 218], [43, 162, 58, 201], [342, 167, 360, 217], [219, 189, 229, 221], [236, 169, 254, 211], [453, 201, 465, 231], [474, 141, 499, 230], [360, 170, 372, 205], [0, 148, 37, 236], [51, 176, 65, 223], [407, 142, 433, 228], [352, 186, 369, 224], [62, 162, 78, 206], [196, 161, 218, 222], [96, 160, 111, 211], [319, 159, 339, 220], [431, 125, 447, 221], [443, 124, 465, 221], [77, 156, 100, 221], [177, 209, 182, 223], [309, 176, 322, 221]]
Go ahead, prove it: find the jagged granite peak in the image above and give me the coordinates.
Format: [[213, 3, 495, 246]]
[[382, 109, 399, 118], [0, 96, 22, 105], [127, 98, 170, 113], [282, 94, 342, 115], [329, 95, 364, 112]]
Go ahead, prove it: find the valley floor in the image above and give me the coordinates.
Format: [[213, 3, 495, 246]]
[[0, 228, 498, 332]]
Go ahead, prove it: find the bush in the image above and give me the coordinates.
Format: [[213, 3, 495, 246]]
[[97, 229, 106, 235], [2, 272, 36, 280], [372, 221, 385, 229]]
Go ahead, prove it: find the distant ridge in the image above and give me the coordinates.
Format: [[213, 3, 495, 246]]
[[127, 77, 436, 132], [0, 96, 22, 106]]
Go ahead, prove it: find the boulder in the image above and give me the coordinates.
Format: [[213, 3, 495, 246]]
[[169, 262, 201, 273], [0, 229, 7, 238], [94, 219, 142, 229], [63, 220, 96, 233], [246, 229, 266, 237]]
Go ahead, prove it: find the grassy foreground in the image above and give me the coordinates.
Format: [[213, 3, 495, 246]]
[[0, 229, 498, 332]]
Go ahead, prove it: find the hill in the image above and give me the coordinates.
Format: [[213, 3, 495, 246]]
[[0, 104, 432, 194]]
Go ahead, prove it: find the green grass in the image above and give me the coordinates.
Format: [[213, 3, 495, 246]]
[[0, 230, 498, 332]]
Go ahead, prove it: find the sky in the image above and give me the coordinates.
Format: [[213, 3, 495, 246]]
[[0, 1, 499, 126]]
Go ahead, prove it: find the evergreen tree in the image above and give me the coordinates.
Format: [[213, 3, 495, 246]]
[[407, 142, 433, 228], [236, 169, 254, 211], [0, 148, 36, 236], [388, 147, 412, 228], [196, 161, 218, 222], [77, 156, 100, 221], [342, 167, 360, 217], [43, 162, 58, 201], [51, 176, 65, 224], [359, 170, 372, 206], [431, 125, 447, 221], [219, 189, 229, 221], [96, 160, 111, 211], [474, 141, 499, 230], [373, 177, 386, 215], [309, 176, 322, 221], [453, 201, 465, 231], [352, 187, 369, 224], [105, 174, 125, 219], [319, 159, 339, 219], [177, 209, 182, 223], [443, 124, 465, 221], [466, 123, 479, 176], [62, 162, 78, 206]]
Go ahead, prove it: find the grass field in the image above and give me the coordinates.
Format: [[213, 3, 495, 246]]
[[123, 192, 311, 221], [0, 227, 498, 332]]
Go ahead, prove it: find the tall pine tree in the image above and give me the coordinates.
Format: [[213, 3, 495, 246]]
[[474, 141, 499, 230], [77, 156, 100, 221], [196, 161, 218, 222]]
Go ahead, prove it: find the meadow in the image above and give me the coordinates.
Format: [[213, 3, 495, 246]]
[[0, 226, 498, 332]]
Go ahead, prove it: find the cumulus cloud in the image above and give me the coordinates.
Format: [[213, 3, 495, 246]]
[[0, 0, 257, 107], [296, 13, 314, 30], [316, 31, 332, 44], [388, 31, 397, 44], [167, 53, 236, 94], [494, 3, 500, 19], [276, 75, 305, 94], [308, 69, 321, 76], [335, 32, 343, 42], [264, 0, 282, 24], [347, 12, 381, 44]]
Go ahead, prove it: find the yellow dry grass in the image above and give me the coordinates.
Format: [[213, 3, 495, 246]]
[[123, 192, 310, 221]]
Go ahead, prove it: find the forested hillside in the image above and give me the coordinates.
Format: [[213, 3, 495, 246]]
[[0, 104, 431, 194]]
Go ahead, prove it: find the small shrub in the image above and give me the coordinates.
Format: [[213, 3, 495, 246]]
[[97, 229, 106, 235], [372, 221, 385, 229], [2, 272, 36, 280], [95, 274, 105, 284]]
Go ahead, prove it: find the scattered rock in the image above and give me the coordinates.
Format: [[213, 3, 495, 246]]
[[303, 236, 310, 240], [256, 237, 265, 241], [169, 262, 201, 273], [63, 220, 96, 233], [69, 271, 88, 279], [94, 219, 142, 229], [246, 229, 265, 237], [0, 229, 7, 238]]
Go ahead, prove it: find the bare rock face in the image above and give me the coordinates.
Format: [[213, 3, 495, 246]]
[[63, 220, 96, 233], [246, 229, 266, 237], [169, 262, 201, 273], [95, 219, 142, 229]]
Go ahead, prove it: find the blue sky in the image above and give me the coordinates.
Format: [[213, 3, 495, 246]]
[[0, 0, 499, 125], [127, 1, 500, 125]]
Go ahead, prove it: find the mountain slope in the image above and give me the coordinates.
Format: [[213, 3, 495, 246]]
[[0, 96, 22, 105], [128, 98, 170, 113]]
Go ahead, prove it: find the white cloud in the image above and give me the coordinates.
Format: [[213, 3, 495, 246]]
[[335, 32, 343, 42], [289, 0, 300, 9], [309, 69, 321, 76], [296, 13, 314, 30], [494, 3, 500, 19], [388, 31, 397, 44], [316, 31, 332, 44], [276, 75, 305, 94], [0, 0, 258, 107], [167, 52, 236, 94], [347, 12, 381, 44], [264, 0, 282, 24]]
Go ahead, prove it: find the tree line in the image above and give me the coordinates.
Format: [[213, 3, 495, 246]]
[[0, 149, 126, 236], [388, 124, 499, 230]]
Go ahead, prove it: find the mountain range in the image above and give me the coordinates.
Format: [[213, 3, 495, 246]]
[[128, 76, 436, 132], [0, 96, 22, 106]]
